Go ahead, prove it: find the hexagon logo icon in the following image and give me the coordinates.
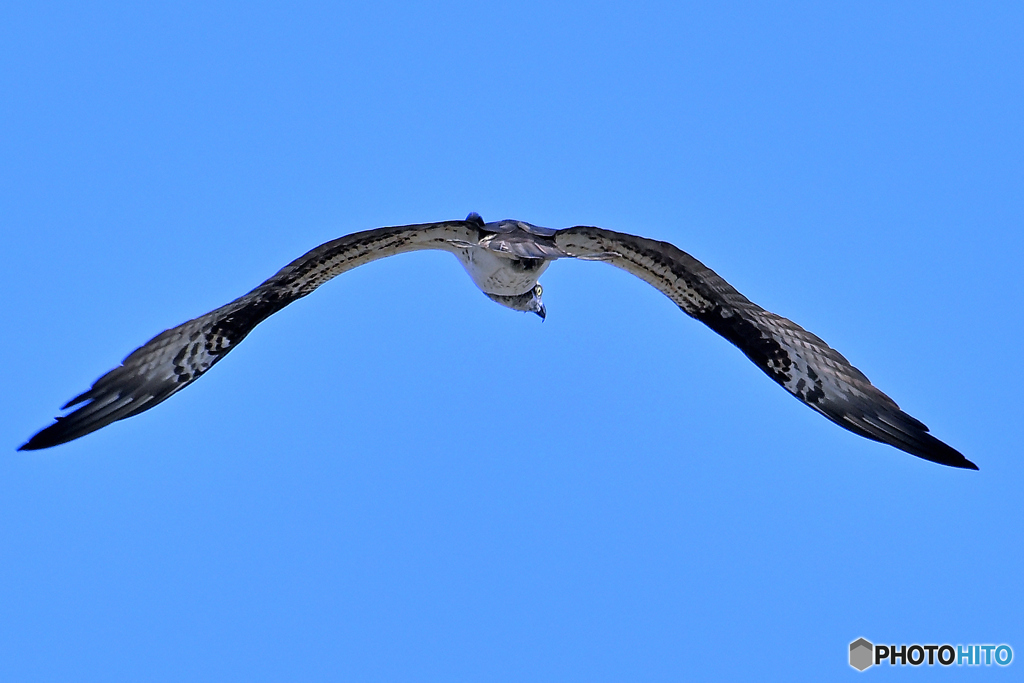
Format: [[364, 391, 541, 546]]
[[850, 638, 874, 671]]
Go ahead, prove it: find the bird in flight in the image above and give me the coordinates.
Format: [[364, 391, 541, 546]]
[[20, 213, 976, 469]]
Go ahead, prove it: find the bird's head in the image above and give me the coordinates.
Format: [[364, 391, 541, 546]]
[[485, 283, 546, 320]]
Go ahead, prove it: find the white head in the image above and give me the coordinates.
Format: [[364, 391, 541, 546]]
[[484, 284, 546, 319]]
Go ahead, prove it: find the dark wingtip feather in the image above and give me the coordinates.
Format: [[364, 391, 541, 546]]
[[921, 437, 977, 470], [19, 414, 118, 451], [61, 389, 93, 411], [915, 435, 977, 470], [17, 419, 75, 451], [20, 388, 160, 451], [842, 411, 977, 470]]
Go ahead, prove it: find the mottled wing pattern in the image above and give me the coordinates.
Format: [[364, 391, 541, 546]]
[[20, 220, 477, 450], [555, 226, 975, 469]]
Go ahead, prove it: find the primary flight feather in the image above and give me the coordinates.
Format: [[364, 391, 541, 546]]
[[20, 213, 976, 470]]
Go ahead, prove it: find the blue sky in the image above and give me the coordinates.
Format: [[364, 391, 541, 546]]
[[3, 2, 1022, 680]]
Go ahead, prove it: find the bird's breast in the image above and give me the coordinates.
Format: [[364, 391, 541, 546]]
[[456, 247, 550, 296]]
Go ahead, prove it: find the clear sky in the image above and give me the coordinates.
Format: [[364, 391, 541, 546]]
[[3, 2, 1022, 680]]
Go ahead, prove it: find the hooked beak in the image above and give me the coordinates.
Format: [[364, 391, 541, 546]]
[[534, 303, 546, 321]]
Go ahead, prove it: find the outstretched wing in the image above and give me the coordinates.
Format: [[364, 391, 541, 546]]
[[555, 226, 975, 469], [20, 220, 479, 450]]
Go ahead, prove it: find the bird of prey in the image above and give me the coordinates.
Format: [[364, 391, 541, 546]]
[[20, 213, 976, 470]]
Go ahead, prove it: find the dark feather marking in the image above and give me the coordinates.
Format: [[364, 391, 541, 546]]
[[698, 304, 794, 385], [513, 257, 545, 272]]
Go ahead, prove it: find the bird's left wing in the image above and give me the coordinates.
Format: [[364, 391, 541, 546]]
[[554, 225, 975, 469], [20, 220, 479, 450]]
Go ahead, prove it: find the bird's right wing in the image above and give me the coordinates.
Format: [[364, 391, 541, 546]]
[[555, 225, 975, 469], [20, 220, 480, 450]]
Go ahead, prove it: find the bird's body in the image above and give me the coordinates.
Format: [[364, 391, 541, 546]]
[[20, 213, 976, 470]]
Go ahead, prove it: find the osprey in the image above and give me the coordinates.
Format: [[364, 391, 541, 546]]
[[20, 213, 976, 470]]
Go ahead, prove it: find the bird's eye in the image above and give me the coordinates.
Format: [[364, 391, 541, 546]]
[[534, 284, 543, 296]]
